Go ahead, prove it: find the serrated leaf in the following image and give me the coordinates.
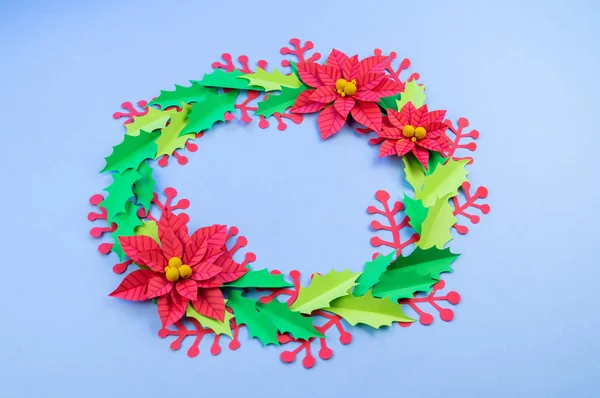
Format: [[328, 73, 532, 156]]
[[126, 107, 175, 136], [186, 300, 234, 337], [403, 194, 429, 234], [353, 251, 396, 297], [372, 247, 458, 300], [224, 268, 293, 288], [326, 290, 414, 328], [134, 220, 159, 243], [99, 168, 142, 221], [238, 68, 302, 91], [289, 269, 361, 314], [227, 290, 279, 346], [417, 196, 457, 249], [256, 85, 308, 117], [101, 130, 159, 174], [195, 69, 257, 90], [415, 158, 469, 207], [403, 152, 446, 193], [379, 93, 401, 111], [256, 300, 323, 340], [155, 104, 195, 157], [179, 90, 238, 136], [149, 82, 211, 109], [111, 201, 143, 260], [133, 162, 155, 213], [396, 80, 426, 110]]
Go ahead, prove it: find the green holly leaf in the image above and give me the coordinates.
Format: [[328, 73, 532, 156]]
[[238, 68, 302, 92], [289, 269, 361, 314], [417, 195, 457, 249], [326, 289, 414, 328], [403, 152, 446, 193], [353, 251, 396, 297], [415, 158, 469, 207], [256, 300, 323, 340], [99, 168, 142, 222], [227, 290, 279, 346], [101, 130, 159, 174], [134, 220, 159, 243], [155, 104, 195, 157], [224, 268, 293, 288], [372, 247, 458, 300], [186, 300, 235, 337], [179, 89, 238, 136], [403, 194, 429, 234], [195, 69, 257, 90], [125, 107, 175, 136], [256, 85, 308, 117], [396, 80, 426, 110], [111, 201, 143, 260], [132, 162, 155, 213], [148, 82, 211, 109], [378, 93, 402, 111]]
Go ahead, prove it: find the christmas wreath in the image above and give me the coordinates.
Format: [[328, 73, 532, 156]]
[[88, 38, 490, 368]]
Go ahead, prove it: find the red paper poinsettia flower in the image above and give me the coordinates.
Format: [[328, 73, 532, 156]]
[[377, 102, 449, 168], [291, 49, 403, 139], [109, 209, 247, 327]]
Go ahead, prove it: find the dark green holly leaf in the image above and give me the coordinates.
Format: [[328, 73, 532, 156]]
[[227, 290, 279, 346], [179, 89, 238, 136], [379, 93, 401, 111], [148, 82, 210, 109], [101, 130, 159, 174], [403, 194, 428, 234], [256, 300, 323, 340], [194, 69, 257, 90], [99, 168, 142, 222], [133, 162, 155, 213], [224, 268, 293, 288], [256, 85, 308, 117], [111, 201, 144, 260], [353, 251, 396, 297]]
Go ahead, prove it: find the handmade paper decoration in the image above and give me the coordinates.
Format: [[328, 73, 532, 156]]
[[88, 38, 490, 368]]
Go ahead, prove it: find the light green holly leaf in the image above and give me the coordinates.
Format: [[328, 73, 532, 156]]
[[403, 194, 429, 234], [396, 80, 426, 110], [415, 158, 469, 207], [289, 269, 361, 314], [155, 104, 195, 157], [195, 69, 257, 90], [132, 162, 155, 213], [148, 82, 211, 109], [224, 268, 293, 288], [186, 301, 235, 337], [326, 289, 414, 328], [101, 130, 159, 174], [179, 90, 238, 136], [227, 290, 279, 346], [403, 152, 447, 193], [417, 196, 457, 249], [111, 201, 143, 260], [354, 251, 396, 297], [256, 85, 308, 117], [99, 168, 142, 222], [256, 300, 323, 340], [238, 68, 302, 92], [125, 107, 175, 136], [134, 220, 159, 243]]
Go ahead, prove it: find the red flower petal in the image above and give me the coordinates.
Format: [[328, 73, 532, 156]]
[[411, 104, 430, 127], [378, 127, 404, 139], [359, 55, 389, 75], [212, 256, 248, 284], [184, 238, 208, 267], [357, 73, 385, 90], [309, 86, 338, 103], [317, 105, 347, 139], [136, 250, 167, 272], [296, 62, 323, 88], [192, 261, 223, 281], [196, 278, 222, 288], [147, 275, 173, 298], [354, 90, 381, 102], [326, 49, 349, 72], [176, 278, 198, 301], [351, 102, 382, 131], [342, 55, 360, 81], [334, 97, 355, 117], [109, 269, 154, 301], [417, 137, 442, 152], [158, 209, 190, 247], [119, 236, 161, 265], [203, 247, 224, 263], [159, 227, 183, 260], [379, 140, 398, 157], [190, 224, 227, 249], [396, 139, 415, 156], [290, 90, 327, 114], [427, 109, 447, 124], [318, 65, 341, 86], [400, 102, 418, 124], [423, 122, 449, 138], [386, 109, 405, 129], [412, 145, 430, 168], [157, 291, 189, 328], [373, 78, 404, 97], [192, 288, 225, 321]]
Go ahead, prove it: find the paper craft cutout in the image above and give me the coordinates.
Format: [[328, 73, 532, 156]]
[[403, 194, 429, 234], [354, 251, 396, 297], [196, 69, 257, 90], [256, 85, 308, 117], [415, 158, 469, 207], [134, 220, 159, 243], [186, 300, 235, 337], [290, 269, 361, 314], [224, 268, 294, 288], [126, 107, 175, 136], [227, 290, 279, 345], [179, 90, 238, 136], [417, 196, 457, 249], [99, 168, 142, 221], [111, 201, 144, 260], [132, 162, 155, 213], [239, 68, 302, 91], [396, 80, 426, 110], [256, 300, 323, 340], [155, 104, 195, 157], [149, 83, 212, 109], [101, 130, 160, 174]]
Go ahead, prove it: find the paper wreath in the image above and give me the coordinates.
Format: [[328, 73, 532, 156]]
[[88, 38, 490, 368]]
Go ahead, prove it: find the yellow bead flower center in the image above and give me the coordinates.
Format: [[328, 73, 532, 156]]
[[164, 256, 192, 282], [335, 78, 357, 97], [402, 125, 427, 140]]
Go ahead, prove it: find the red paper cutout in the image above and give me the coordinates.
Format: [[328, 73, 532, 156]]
[[452, 182, 490, 234], [398, 280, 461, 326], [112, 100, 149, 124], [441, 117, 479, 163]]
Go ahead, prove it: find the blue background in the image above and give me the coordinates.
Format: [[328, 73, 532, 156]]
[[1, 0, 599, 396]]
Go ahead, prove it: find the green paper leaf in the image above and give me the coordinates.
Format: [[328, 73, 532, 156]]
[[354, 251, 396, 297], [134, 220, 159, 243], [125, 107, 175, 136], [289, 269, 361, 314], [133, 162, 155, 213], [195, 69, 257, 90], [403, 194, 429, 234], [238, 68, 302, 92], [255, 85, 308, 117], [378, 93, 402, 111], [415, 158, 469, 207], [99, 168, 142, 221], [179, 90, 238, 136], [155, 104, 195, 157], [227, 290, 279, 346], [111, 201, 143, 261], [186, 301, 234, 337], [372, 247, 458, 300], [224, 268, 293, 288], [325, 289, 414, 328], [256, 300, 323, 340], [148, 82, 211, 109], [101, 130, 159, 174], [417, 196, 457, 249], [396, 80, 426, 110], [403, 152, 446, 193]]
